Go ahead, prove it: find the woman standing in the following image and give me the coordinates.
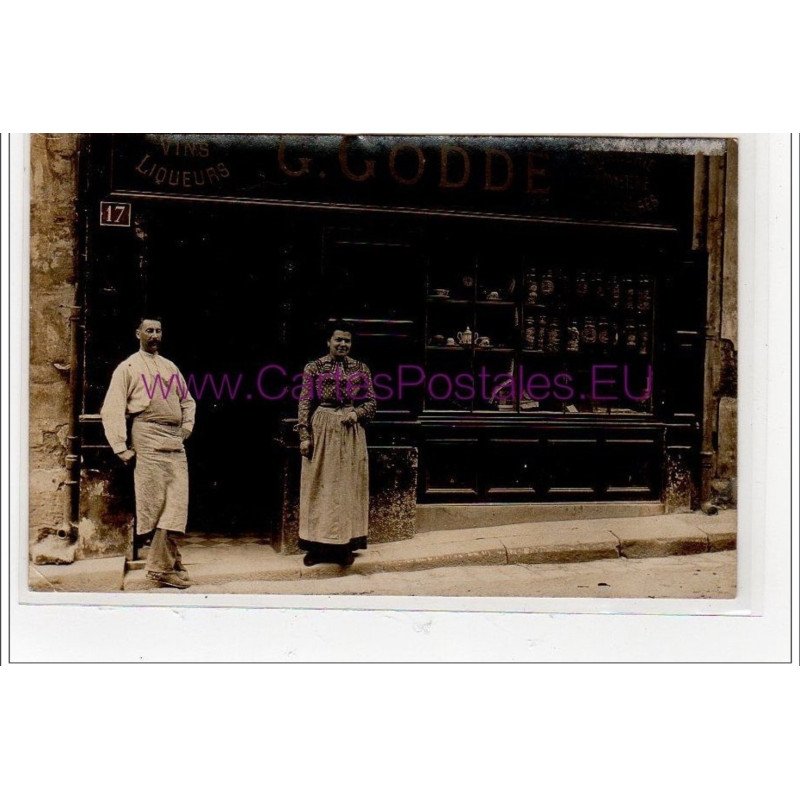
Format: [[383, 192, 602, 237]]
[[296, 320, 376, 567]]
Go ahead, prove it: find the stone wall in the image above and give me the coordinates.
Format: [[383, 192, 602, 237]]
[[715, 141, 738, 505], [28, 134, 81, 557], [694, 146, 738, 511]]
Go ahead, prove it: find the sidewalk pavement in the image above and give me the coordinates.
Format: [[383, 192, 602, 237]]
[[27, 510, 735, 593], [116, 509, 735, 592], [151, 551, 737, 598]]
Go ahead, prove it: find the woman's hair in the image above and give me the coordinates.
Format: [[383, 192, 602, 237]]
[[325, 318, 353, 339]]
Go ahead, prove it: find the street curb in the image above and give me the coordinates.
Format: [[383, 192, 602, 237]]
[[118, 511, 737, 591], [500, 529, 620, 565], [616, 534, 709, 559], [608, 513, 736, 559], [354, 538, 507, 575], [707, 530, 737, 552]]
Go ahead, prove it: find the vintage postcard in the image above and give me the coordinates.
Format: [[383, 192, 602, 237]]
[[26, 133, 737, 599]]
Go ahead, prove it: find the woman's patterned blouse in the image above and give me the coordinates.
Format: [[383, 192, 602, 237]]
[[296, 354, 377, 444]]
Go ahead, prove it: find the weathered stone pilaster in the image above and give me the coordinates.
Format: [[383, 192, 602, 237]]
[[715, 140, 738, 505], [29, 134, 81, 556], [697, 142, 738, 508]]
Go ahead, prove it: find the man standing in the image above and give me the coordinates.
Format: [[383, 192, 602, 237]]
[[101, 317, 196, 589]]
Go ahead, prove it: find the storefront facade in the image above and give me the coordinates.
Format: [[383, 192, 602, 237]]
[[33, 134, 736, 559]]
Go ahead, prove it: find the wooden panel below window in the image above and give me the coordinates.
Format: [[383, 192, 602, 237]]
[[542, 438, 600, 497], [485, 437, 542, 499], [601, 438, 660, 497], [418, 424, 666, 503], [421, 438, 480, 500]]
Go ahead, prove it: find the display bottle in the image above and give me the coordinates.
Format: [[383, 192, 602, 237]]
[[624, 320, 637, 351], [575, 270, 589, 300], [597, 317, 611, 351], [638, 324, 651, 355], [581, 316, 597, 347], [608, 274, 621, 310], [624, 276, 636, 312], [637, 274, 653, 314], [566, 319, 580, 352], [608, 319, 619, 350], [536, 314, 548, 351], [592, 270, 606, 304], [540, 268, 555, 299], [524, 316, 537, 348], [545, 316, 562, 352], [526, 267, 539, 304]]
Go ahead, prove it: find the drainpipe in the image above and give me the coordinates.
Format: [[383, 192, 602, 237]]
[[59, 137, 87, 538], [62, 301, 83, 533], [54, 305, 82, 535]]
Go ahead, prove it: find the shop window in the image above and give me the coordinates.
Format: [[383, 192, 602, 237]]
[[423, 238, 657, 417]]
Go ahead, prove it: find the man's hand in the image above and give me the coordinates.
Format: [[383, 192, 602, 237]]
[[299, 441, 313, 459], [341, 411, 359, 427], [117, 448, 136, 464]]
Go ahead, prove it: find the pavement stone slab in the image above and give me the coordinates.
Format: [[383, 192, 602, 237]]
[[29, 556, 126, 592], [694, 509, 737, 532], [124, 560, 302, 591], [603, 514, 698, 535]]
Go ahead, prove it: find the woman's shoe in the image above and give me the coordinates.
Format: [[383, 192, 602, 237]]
[[339, 552, 355, 568], [303, 552, 317, 567]]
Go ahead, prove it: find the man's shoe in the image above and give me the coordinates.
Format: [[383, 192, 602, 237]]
[[147, 571, 191, 589], [303, 552, 317, 567], [174, 561, 189, 578]]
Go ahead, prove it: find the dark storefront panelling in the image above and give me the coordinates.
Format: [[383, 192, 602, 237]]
[[76, 134, 717, 549]]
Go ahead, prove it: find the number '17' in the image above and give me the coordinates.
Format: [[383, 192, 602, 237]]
[[100, 202, 131, 226]]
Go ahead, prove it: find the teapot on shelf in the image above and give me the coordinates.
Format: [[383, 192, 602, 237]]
[[457, 326, 477, 346]]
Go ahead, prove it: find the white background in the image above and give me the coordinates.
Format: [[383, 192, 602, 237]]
[[1, 2, 798, 799]]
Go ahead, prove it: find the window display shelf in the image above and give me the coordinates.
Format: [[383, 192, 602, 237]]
[[426, 297, 471, 304], [423, 245, 657, 416]]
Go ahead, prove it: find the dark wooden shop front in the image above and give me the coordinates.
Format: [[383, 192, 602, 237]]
[[76, 135, 716, 555]]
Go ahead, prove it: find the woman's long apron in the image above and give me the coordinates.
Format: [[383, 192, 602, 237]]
[[299, 406, 369, 551]]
